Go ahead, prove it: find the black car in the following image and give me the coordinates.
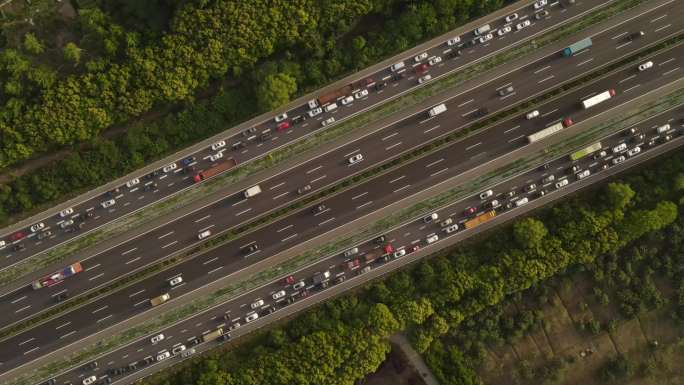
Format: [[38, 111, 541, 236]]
[[232, 141, 246, 150], [391, 72, 405, 82], [291, 115, 307, 124], [334, 276, 346, 284], [189, 337, 201, 346], [220, 333, 232, 342], [144, 356, 155, 364], [13, 243, 25, 252], [374, 82, 387, 91], [259, 132, 272, 142], [242, 127, 257, 136], [627, 31, 644, 41], [374, 235, 386, 244], [476, 107, 489, 117], [42, 379, 56, 385], [54, 292, 68, 302], [312, 204, 327, 214], [242, 243, 259, 253], [83, 361, 98, 371]]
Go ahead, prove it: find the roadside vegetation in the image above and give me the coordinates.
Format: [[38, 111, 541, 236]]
[[132, 144, 684, 384], [0, 0, 507, 224]]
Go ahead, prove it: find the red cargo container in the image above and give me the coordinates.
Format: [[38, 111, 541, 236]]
[[317, 84, 353, 106], [193, 158, 238, 183]]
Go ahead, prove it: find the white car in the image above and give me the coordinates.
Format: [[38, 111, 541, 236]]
[[505, 13, 519, 23], [613, 155, 626, 164], [59, 207, 74, 218], [307, 99, 319, 109], [516, 20, 531, 30], [157, 351, 171, 362], [322, 117, 336, 127], [638, 61, 653, 71], [418, 74, 432, 84], [0, 240, 5, 249], [126, 178, 140, 188], [245, 312, 259, 323], [348, 153, 363, 164], [343, 247, 359, 257], [340, 95, 354, 105], [197, 230, 211, 240], [150, 333, 165, 344], [533, 0, 548, 9], [423, 212, 439, 223], [209, 152, 223, 162], [479, 33, 493, 44], [440, 218, 453, 227], [515, 197, 529, 207], [555, 179, 569, 189], [428, 56, 442, 66], [447, 36, 461, 46], [30, 222, 45, 232], [308, 107, 323, 117], [426, 234, 439, 244], [393, 248, 406, 258], [627, 146, 641, 157], [354, 89, 369, 99], [101, 199, 116, 208], [497, 25, 512, 36], [169, 276, 183, 286], [594, 150, 608, 159], [612, 143, 627, 153], [162, 163, 177, 173], [171, 344, 186, 355], [211, 140, 226, 151], [577, 170, 591, 180], [292, 281, 306, 290], [272, 290, 286, 300], [82, 376, 97, 385], [414, 52, 428, 62], [526, 110, 540, 119], [479, 189, 493, 199], [274, 113, 288, 123], [443, 224, 459, 234], [250, 299, 264, 309], [60, 219, 74, 229]]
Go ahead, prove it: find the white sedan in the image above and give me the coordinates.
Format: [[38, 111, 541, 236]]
[[211, 140, 226, 151], [533, 0, 547, 9], [354, 89, 369, 99], [157, 351, 171, 362], [245, 312, 259, 323], [162, 163, 177, 173], [59, 207, 74, 218], [209, 152, 223, 162], [414, 52, 428, 62], [126, 178, 140, 188], [83, 376, 97, 385], [340, 95, 354, 105], [322, 117, 336, 127], [393, 248, 406, 258], [274, 113, 288, 123], [577, 170, 591, 180], [428, 56, 442, 66], [612, 155, 626, 164], [172, 344, 186, 355], [505, 13, 519, 23], [446, 36, 460, 46], [479, 33, 493, 44], [443, 224, 459, 234], [197, 230, 211, 240], [308, 107, 323, 117], [150, 333, 165, 344], [516, 20, 531, 30], [555, 179, 569, 189], [30, 222, 45, 232], [426, 234, 439, 244], [251, 299, 264, 309], [348, 153, 363, 164], [101, 199, 116, 208], [627, 146, 641, 157], [497, 25, 512, 36], [638, 61, 653, 71], [272, 290, 286, 300], [418, 74, 432, 84], [169, 276, 183, 286]]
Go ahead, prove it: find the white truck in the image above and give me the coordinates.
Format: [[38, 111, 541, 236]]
[[428, 103, 447, 117], [581, 89, 616, 109], [244, 185, 262, 198], [150, 293, 170, 307]]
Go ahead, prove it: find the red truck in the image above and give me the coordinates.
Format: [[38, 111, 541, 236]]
[[193, 158, 238, 183], [32, 262, 83, 289], [317, 84, 353, 106]]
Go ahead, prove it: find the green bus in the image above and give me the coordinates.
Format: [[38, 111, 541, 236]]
[[569, 142, 602, 161]]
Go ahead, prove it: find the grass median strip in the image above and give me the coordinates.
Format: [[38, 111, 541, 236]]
[[11, 83, 682, 385], [0, 0, 646, 290], [3, 16, 679, 346]]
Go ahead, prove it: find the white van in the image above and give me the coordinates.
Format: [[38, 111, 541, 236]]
[[323, 103, 338, 113], [473, 24, 491, 36], [390, 61, 406, 72], [656, 124, 670, 134]]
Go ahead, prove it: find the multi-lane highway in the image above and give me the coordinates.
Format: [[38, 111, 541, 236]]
[[4, 14, 683, 379], [43, 106, 684, 385], [1, 0, 677, 332], [0, 0, 609, 271]]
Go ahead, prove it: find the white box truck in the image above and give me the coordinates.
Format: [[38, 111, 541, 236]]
[[244, 185, 262, 198], [428, 103, 447, 117]]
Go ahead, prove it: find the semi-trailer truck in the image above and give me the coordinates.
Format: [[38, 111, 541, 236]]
[[464, 211, 496, 229], [244, 185, 262, 198], [317, 85, 353, 106], [581, 89, 615, 109], [32, 262, 83, 289], [150, 293, 170, 306], [562, 37, 592, 56], [428, 103, 447, 117], [193, 158, 238, 183], [526, 118, 574, 143]]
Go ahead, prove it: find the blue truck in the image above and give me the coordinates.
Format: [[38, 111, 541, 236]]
[[562, 37, 592, 57]]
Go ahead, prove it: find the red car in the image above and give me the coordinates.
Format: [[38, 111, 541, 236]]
[[383, 244, 394, 254], [415, 64, 428, 74], [10, 231, 25, 241], [277, 121, 290, 131], [464, 206, 477, 215], [284, 275, 295, 285]]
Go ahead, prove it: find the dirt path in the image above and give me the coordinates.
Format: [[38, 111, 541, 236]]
[[390, 334, 442, 385]]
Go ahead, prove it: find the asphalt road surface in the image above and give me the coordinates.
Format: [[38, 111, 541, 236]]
[[42, 108, 684, 385], [3, 19, 683, 380], [0, 0, 677, 330], [0, 0, 611, 270]]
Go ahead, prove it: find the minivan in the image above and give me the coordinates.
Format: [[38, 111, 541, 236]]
[[323, 103, 338, 113]]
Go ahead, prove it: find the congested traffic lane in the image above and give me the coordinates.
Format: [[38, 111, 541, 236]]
[[47, 110, 684, 385], [0, 0, 609, 270], [3, 27, 683, 376], [0, 1, 676, 329]]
